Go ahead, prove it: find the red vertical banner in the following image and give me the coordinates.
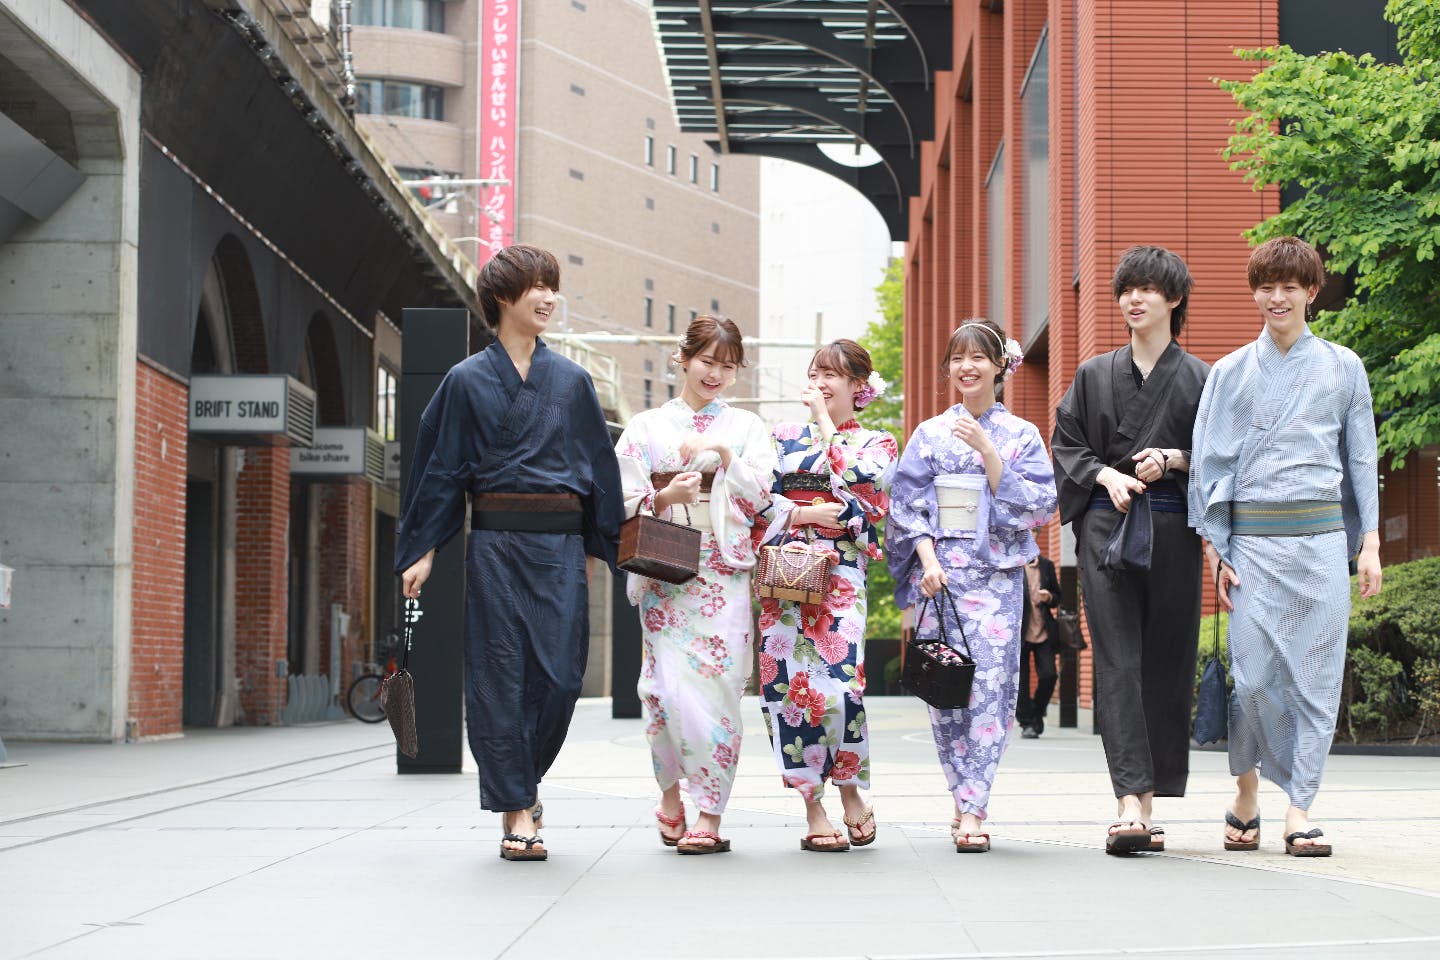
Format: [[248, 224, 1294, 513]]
[[479, 0, 519, 264]]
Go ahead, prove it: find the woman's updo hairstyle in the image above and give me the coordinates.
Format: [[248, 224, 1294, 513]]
[[673, 314, 747, 367], [808, 338, 873, 383]]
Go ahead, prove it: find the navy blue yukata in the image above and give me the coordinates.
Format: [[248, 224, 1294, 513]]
[[395, 338, 623, 811]]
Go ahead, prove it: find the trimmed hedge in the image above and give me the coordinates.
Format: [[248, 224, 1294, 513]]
[[1197, 556, 1440, 742]]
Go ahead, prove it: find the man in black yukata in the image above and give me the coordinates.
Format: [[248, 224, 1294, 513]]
[[395, 244, 624, 862], [1051, 246, 1210, 855]]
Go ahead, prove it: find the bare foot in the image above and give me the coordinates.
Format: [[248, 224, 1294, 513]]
[[803, 799, 844, 849], [502, 808, 543, 854], [1225, 771, 1261, 846], [838, 785, 875, 844], [953, 810, 988, 848]]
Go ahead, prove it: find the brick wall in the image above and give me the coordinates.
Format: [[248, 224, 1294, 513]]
[[235, 446, 290, 723], [318, 477, 372, 682], [129, 360, 189, 738]]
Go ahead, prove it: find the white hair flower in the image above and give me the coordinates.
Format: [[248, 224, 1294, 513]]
[[854, 370, 887, 409]]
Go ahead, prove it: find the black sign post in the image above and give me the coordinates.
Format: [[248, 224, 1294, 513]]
[[396, 308, 469, 773]]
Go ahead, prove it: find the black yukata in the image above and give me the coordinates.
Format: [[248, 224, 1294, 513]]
[[1052, 342, 1209, 798]]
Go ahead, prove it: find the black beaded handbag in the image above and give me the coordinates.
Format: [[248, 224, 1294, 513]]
[[381, 598, 420, 758], [902, 586, 977, 710]]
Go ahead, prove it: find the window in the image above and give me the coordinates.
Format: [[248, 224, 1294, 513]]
[[667, 384, 676, 401], [568, 168, 585, 181], [376, 365, 398, 441], [1021, 30, 1050, 344], [644, 296, 654, 328], [571, 0, 587, 9], [710, 163, 720, 192], [711, 222, 720, 234], [645, 197, 655, 210], [354, 0, 445, 32], [666, 145, 676, 175], [569, 83, 586, 96], [644, 378, 654, 408], [355, 78, 445, 120], [689, 309, 698, 324], [645, 277, 654, 291], [644, 136, 654, 166], [710, 298, 719, 311], [667, 303, 676, 333], [986, 144, 1006, 334], [567, 254, 584, 266], [689, 154, 699, 183]]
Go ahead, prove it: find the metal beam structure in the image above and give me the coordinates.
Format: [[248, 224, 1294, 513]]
[[653, 1, 952, 240]]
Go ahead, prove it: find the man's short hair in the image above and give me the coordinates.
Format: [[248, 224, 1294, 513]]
[[1111, 245, 1194, 336], [477, 244, 561, 330], [1247, 236, 1325, 291]]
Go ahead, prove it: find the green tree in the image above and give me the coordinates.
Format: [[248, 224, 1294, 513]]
[[1220, 0, 1440, 465], [858, 258, 904, 638]]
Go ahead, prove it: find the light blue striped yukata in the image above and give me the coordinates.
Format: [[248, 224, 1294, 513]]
[[1189, 327, 1379, 809]]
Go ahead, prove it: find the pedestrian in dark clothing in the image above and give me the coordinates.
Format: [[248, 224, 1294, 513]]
[[1017, 553, 1062, 738]]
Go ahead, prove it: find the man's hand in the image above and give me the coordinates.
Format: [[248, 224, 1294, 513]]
[[1357, 533, 1383, 599], [1132, 448, 1169, 484], [401, 550, 435, 599], [1205, 544, 1240, 613], [1096, 466, 1146, 513]]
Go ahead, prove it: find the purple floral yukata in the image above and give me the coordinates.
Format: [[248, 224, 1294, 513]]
[[887, 403, 1057, 820], [756, 419, 898, 801]]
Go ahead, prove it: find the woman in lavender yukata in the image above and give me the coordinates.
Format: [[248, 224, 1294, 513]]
[[756, 339, 898, 852], [888, 319, 1058, 852], [615, 315, 774, 855]]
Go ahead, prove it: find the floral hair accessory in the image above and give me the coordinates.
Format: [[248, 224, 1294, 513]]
[[854, 370, 888, 409], [1003, 338, 1024, 380]]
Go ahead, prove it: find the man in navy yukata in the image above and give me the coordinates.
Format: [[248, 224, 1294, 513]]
[[1191, 236, 1381, 858], [396, 244, 624, 861]]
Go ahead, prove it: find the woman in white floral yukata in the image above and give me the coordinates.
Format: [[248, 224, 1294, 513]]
[[615, 315, 775, 855], [756, 339, 898, 852], [887, 319, 1057, 853]]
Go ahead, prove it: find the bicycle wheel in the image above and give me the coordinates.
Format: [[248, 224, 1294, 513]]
[[347, 673, 386, 723]]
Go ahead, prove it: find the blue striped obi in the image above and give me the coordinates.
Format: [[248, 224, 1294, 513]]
[[1232, 500, 1344, 537], [1089, 480, 1185, 513]]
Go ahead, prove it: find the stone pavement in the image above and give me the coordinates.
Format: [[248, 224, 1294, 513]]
[[3, 697, 1439, 960]]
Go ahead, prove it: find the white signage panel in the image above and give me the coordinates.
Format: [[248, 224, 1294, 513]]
[[189, 375, 289, 433], [291, 427, 367, 475], [384, 440, 401, 484]]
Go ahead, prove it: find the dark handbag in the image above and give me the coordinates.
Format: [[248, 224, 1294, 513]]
[[1193, 572, 1230, 745], [901, 586, 977, 709], [1056, 608, 1087, 650], [381, 598, 420, 758], [618, 511, 701, 584], [1099, 490, 1153, 572]]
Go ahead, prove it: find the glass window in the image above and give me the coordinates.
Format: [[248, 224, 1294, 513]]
[[667, 303, 676, 333], [1021, 31, 1050, 345], [710, 163, 720, 191], [353, 0, 445, 32], [644, 378, 654, 409], [666, 145, 676, 175], [376, 365, 398, 441], [689, 154, 699, 183], [356, 78, 445, 120], [644, 136, 654, 166], [644, 296, 654, 328], [986, 144, 1006, 334]]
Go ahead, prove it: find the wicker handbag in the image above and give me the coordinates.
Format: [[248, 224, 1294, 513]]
[[381, 599, 419, 758], [618, 511, 701, 584], [756, 528, 836, 604]]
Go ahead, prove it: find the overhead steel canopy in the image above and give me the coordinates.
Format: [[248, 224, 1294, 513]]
[[653, 1, 953, 240]]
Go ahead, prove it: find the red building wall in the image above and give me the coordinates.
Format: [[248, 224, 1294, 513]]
[[129, 361, 189, 738], [235, 446, 290, 724]]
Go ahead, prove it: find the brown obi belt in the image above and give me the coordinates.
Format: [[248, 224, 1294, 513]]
[[782, 472, 838, 505], [472, 492, 582, 533], [651, 472, 716, 493]]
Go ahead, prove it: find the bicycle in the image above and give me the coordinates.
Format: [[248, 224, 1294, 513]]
[[346, 630, 400, 723]]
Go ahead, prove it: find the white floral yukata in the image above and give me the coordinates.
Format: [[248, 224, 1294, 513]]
[[756, 419, 898, 801], [616, 398, 775, 814], [887, 403, 1057, 819]]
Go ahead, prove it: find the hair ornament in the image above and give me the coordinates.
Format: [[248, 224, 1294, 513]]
[[854, 370, 888, 409], [1003, 338, 1024, 380]]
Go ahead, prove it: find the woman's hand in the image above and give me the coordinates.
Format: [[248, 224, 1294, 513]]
[[679, 434, 731, 469], [401, 550, 434, 599], [951, 414, 996, 456], [1096, 466, 1146, 513], [795, 501, 845, 528], [656, 471, 703, 513], [920, 564, 947, 598]]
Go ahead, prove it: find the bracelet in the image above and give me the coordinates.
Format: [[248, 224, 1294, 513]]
[[1159, 451, 1170, 473]]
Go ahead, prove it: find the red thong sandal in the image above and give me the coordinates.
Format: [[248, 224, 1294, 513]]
[[800, 831, 850, 852], [654, 806, 687, 848], [676, 830, 731, 855], [951, 818, 990, 853]]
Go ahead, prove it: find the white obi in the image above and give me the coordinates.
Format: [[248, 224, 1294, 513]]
[[671, 495, 713, 533], [934, 474, 984, 535]]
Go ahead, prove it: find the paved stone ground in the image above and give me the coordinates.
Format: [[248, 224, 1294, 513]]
[[3, 697, 1438, 959]]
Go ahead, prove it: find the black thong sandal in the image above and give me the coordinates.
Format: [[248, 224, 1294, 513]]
[[1224, 810, 1261, 851], [499, 834, 548, 861], [1105, 819, 1151, 855], [1148, 826, 1166, 852], [1284, 827, 1332, 857]]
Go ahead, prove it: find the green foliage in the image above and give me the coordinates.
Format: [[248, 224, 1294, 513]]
[[1342, 556, 1440, 740], [859, 258, 905, 639], [1345, 647, 1406, 740], [1219, 0, 1440, 464], [1349, 555, 1440, 660]]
